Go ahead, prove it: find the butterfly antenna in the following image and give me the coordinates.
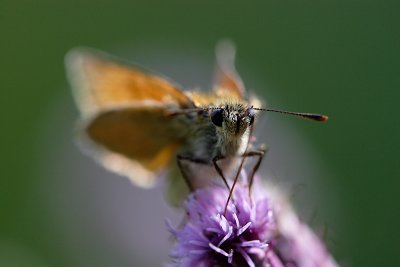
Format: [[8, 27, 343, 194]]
[[253, 108, 328, 122]]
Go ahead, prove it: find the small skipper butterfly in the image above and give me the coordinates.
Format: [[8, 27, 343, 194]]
[[65, 41, 327, 192]]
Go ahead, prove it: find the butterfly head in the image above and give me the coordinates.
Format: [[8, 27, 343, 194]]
[[210, 104, 255, 137]]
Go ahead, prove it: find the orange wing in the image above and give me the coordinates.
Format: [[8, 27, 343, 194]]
[[66, 48, 193, 118], [213, 40, 246, 99], [65, 48, 194, 187]]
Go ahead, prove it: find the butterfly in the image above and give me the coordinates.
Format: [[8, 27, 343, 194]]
[[65, 41, 327, 193]]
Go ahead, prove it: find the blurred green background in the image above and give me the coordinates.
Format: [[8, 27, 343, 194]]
[[1, 0, 399, 266]]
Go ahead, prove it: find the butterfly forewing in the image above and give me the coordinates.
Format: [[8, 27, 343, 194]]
[[66, 48, 194, 117], [213, 40, 245, 99], [66, 48, 194, 187]]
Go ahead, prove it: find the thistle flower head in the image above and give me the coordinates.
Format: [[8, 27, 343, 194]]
[[168, 184, 276, 267], [167, 178, 339, 267]]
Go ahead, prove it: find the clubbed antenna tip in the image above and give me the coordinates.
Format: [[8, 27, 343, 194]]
[[253, 107, 329, 122]]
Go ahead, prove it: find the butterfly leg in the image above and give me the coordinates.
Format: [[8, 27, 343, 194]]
[[176, 154, 208, 192], [223, 146, 267, 215], [212, 156, 230, 191], [177, 154, 231, 192], [241, 146, 267, 192]]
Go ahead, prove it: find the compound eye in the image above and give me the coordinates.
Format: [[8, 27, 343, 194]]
[[248, 109, 255, 125], [211, 109, 223, 127], [249, 115, 255, 125]]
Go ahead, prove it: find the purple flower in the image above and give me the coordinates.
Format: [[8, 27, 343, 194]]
[[167, 183, 276, 267], [167, 178, 339, 267]]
